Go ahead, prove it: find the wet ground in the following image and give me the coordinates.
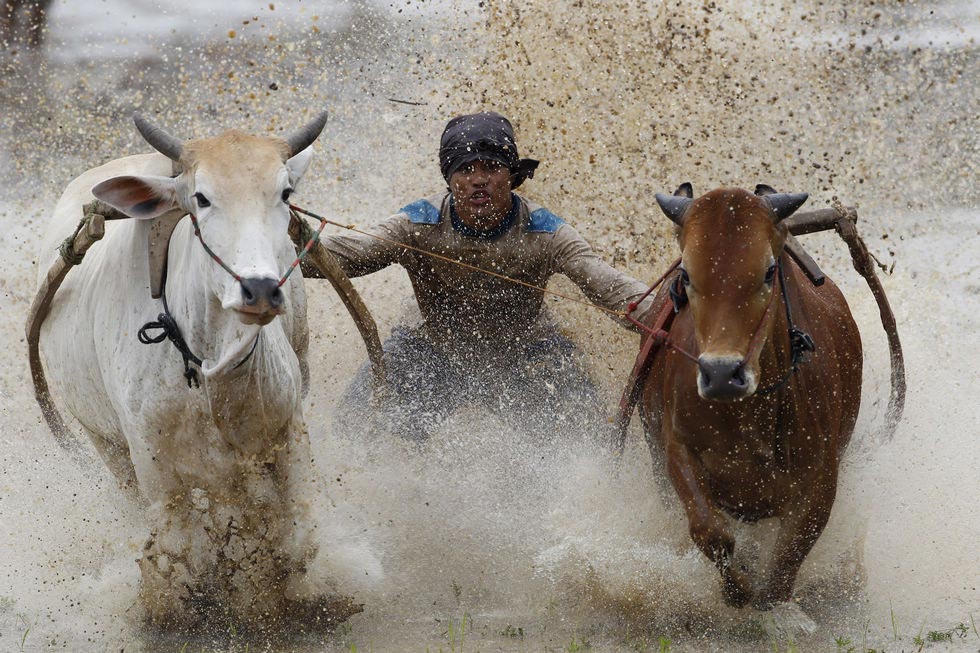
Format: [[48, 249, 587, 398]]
[[0, 1, 978, 651]]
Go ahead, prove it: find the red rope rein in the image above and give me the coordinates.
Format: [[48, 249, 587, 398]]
[[623, 258, 700, 364]]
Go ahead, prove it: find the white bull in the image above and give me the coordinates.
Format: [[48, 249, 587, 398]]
[[36, 113, 373, 628]]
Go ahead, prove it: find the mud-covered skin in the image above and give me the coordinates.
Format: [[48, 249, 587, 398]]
[[137, 480, 361, 631]]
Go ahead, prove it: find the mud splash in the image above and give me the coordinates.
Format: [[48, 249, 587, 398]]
[[0, 1, 977, 651]]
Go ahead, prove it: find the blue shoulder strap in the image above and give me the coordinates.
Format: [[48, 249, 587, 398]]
[[526, 207, 565, 233], [400, 198, 442, 224]]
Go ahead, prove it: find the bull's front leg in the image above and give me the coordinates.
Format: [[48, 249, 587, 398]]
[[277, 417, 320, 584], [274, 417, 366, 627], [756, 472, 838, 609], [664, 435, 753, 607]]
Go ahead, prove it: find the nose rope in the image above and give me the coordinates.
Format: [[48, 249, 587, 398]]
[[189, 213, 241, 283], [625, 256, 812, 393], [189, 211, 328, 289], [280, 210, 329, 287]]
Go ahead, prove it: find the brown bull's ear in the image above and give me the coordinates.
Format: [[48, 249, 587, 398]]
[[764, 192, 809, 221], [754, 184, 778, 196], [655, 184, 693, 227]]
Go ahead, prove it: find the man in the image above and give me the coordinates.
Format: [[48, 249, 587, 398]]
[[325, 112, 653, 441]]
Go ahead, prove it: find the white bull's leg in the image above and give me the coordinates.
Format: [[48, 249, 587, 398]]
[[276, 417, 323, 600], [128, 441, 213, 627], [272, 416, 368, 627], [138, 490, 220, 627], [137, 458, 293, 627]]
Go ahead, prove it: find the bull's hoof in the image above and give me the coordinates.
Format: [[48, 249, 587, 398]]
[[721, 566, 754, 608], [758, 601, 818, 638]]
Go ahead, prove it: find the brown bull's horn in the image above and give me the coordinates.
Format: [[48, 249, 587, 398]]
[[655, 191, 693, 227], [765, 193, 809, 221], [133, 112, 184, 162], [284, 110, 329, 157]]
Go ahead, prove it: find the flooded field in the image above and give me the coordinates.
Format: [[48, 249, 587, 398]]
[[0, 0, 977, 651]]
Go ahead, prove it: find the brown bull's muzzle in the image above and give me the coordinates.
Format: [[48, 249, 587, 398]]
[[697, 353, 759, 401]]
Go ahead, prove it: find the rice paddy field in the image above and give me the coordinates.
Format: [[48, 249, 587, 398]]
[[0, 0, 977, 651]]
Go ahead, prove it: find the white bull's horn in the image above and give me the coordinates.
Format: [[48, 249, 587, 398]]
[[133, 112, 184, 162], [284, 111, 328, 157]]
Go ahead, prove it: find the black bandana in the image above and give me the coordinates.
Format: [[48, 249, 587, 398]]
[[439, 112, 540, 189]]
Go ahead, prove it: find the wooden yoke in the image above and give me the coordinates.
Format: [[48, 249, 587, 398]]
[[26, 203, 106, 460], [615, 204, 907, 448], [288, 212, 387, 399]]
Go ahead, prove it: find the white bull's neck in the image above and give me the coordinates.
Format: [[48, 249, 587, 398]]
[[154, 216, 304, 447], [160, 217, 299, 390]]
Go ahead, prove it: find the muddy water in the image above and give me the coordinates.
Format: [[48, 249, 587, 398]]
[[0, 1, 977, 651]]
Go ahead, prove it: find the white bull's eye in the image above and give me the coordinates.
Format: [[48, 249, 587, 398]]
[[194, 192, 211, 208], [281, 188, 293, 203]]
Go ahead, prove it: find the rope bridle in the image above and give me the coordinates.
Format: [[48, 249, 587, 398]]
[[755, 258, 816, 395], [622, 254, 815, 395], [137, 209, 328, 387]]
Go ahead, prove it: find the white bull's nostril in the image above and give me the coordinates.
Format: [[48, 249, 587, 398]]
[[239, 277, 283, 310]]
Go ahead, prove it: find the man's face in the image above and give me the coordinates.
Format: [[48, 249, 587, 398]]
[[449, 159, 513, 227]]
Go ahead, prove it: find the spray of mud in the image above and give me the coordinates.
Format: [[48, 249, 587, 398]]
[[0, 1, 977, 651]]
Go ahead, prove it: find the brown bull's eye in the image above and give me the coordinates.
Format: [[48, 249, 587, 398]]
[[765, 264, 777, 285], [680, 268, 691, 286]]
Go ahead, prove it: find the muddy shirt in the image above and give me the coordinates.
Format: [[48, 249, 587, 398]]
[[323, 193, 651, 359]]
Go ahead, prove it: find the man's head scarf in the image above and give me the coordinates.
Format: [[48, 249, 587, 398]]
[[439, 112, 539, 189]]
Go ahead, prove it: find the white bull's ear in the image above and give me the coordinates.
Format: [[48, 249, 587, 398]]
[[286, 145, 314, 186], [91, 175, 179, 219]]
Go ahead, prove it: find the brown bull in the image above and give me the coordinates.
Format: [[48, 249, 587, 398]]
[[640, 184, 862, 609]]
